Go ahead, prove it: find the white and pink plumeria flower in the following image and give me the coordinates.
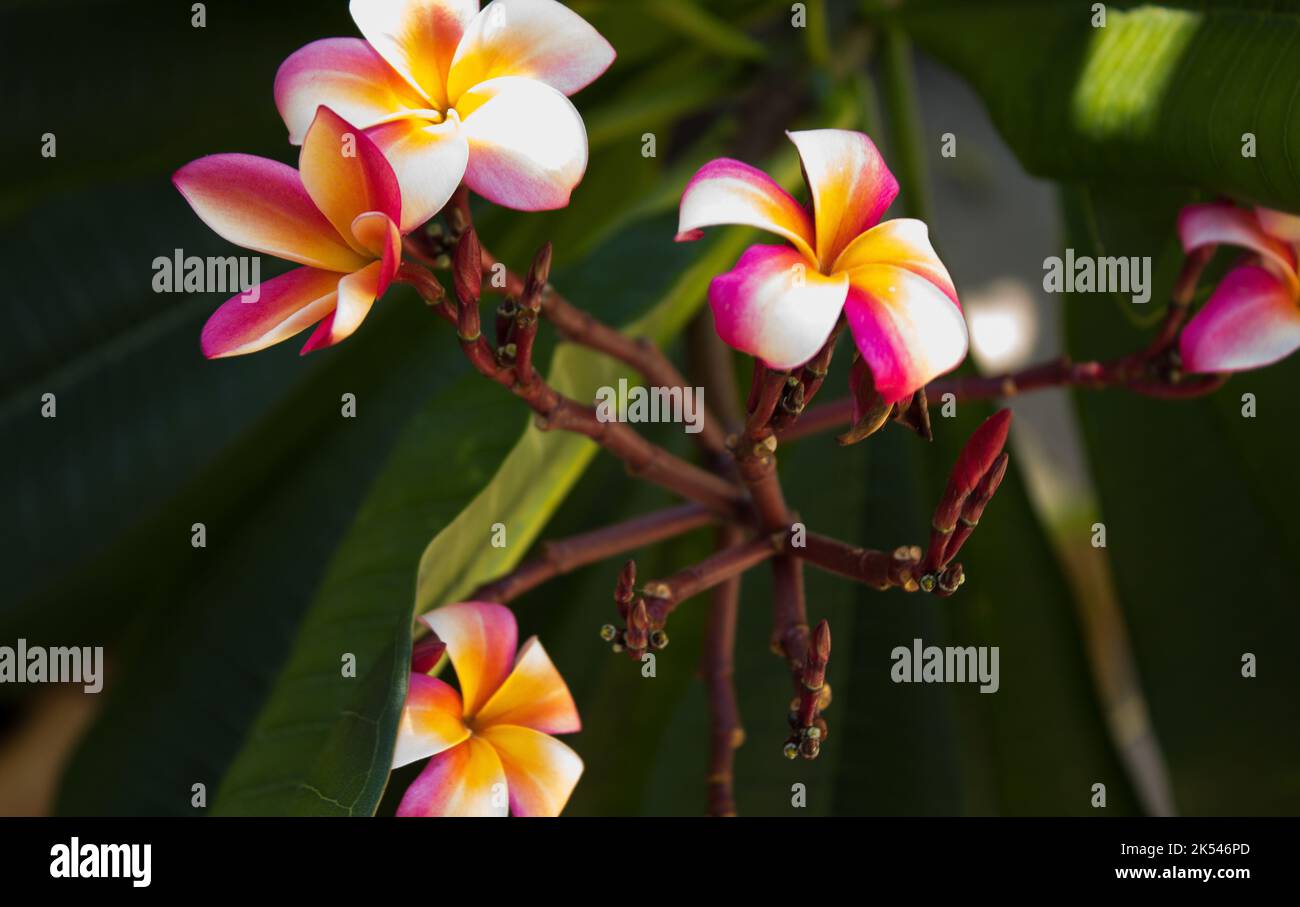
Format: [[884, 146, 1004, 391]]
[[276, 0, 616, 232], [677, 129, 968, 403], [1177, 202, 1300, 373], [173, 107, 404, 358], [394, 602, 583, 817]]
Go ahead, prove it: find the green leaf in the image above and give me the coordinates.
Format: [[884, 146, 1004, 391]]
[[1063, 186, 1300, 814], [642, 0, 767, 60], [878, 0, 1300, 210]]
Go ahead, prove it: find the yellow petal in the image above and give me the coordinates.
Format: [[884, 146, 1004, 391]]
[[473, 636, 581, 734], [479, 724, 583, 817]]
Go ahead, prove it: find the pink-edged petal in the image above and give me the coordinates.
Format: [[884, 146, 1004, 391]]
[[351, 211, 403, 290], [842, 266, 969, 403], [200, 266, 340, 359], [708, 244, 849, 370], [455, 76, 588, 210], [393, 674, 471, 769], [274, 37, 430, 145], [1180, 264, 1300, 373], [1255, 207, 1300, 244], [787, 129, 898, 268], [832, 218, 957, 304], [446, 0, 616, 102], [473, 637, 580, 735], [349, 0, 480, 108], [477, 724, 583, 817], [300, 107, 402, 252], [676, 158, 817, 262], [299, 260, 386, 354], [1178, 202, 1298, 289], [419, 602, 518, 718], [173, 154, 367, 273], [396, 737, 508, 817], [366, 116, 469, 231]]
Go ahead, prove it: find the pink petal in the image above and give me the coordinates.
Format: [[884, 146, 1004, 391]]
[[833, 218, 958, 304], [396, 737, 508, 817], [200, 266, 340, 359], [349, 0, 480, 108], [1180, 264, 1300, 373], [787, 129, 898, 268], [446, 0, 616, 102], [274, 37, 430, 145], [173, 154, 367, 273], [708, 244, 849, 370], [299, 259, 386, 354], [419, 602, 518, 718], [457, 76, 588, 211], [477, 724, 583, 817], [392, 674, 470, 769], [676, 158, 817, 262], [299, 107, 402, 251], [1178, 202, 1297, 289], [473, 637, 581, 735], [366, 116, 469, 231], [843, 265, 969, 403]]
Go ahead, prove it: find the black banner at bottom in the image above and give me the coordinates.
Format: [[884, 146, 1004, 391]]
[[0, 817, 1287, 892]]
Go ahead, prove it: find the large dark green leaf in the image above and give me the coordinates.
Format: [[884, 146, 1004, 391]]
[[1063, 186, 1300, 814], [876, 0, 1300, 211]]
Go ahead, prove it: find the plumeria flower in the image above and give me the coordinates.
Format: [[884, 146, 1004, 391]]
[[677, 129, 968, 403], [394, 601, 583, 816], [276, 0, 616, 232], [1177, 202, 1300, 372], [174, 107, 402, 357]]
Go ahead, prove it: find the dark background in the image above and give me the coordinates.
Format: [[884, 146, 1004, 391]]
[[2, 0, 1297, 816]]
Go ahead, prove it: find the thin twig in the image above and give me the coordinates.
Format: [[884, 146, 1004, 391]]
[[471, 503, 717, 604]]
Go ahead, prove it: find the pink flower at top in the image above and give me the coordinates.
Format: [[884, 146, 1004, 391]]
[[275, 0, 616, 231], [1177, 202, 1300, 373], [677, 129, 968, 403], [174, 107, 404, 358]]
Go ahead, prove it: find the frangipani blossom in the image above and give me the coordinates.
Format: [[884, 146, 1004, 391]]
[[394, 601, 583, 816], [174, 107, 403, 357], [677, 129, 968, 403], [1177, 202, 1300, 373], [276, 0, 616, 231]]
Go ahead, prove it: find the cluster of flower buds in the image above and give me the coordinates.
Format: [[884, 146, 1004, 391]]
[[784, 620, 832, 760], [600, 560, 670, 657], [450, 227, 553, 388], [919, 409, 1013, 595]]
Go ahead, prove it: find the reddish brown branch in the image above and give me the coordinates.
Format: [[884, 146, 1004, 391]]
[[701, 523, 745, 817], [416, 239, 749, 520], [785, 531, 923, 592], [640, 535, 776, 628], [471, 503, 717, 604], [781, 358, 1229, 443], [463, 205, 729, 459]]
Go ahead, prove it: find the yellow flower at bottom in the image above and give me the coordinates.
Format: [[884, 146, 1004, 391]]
[[393, 601, 583, 817]]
